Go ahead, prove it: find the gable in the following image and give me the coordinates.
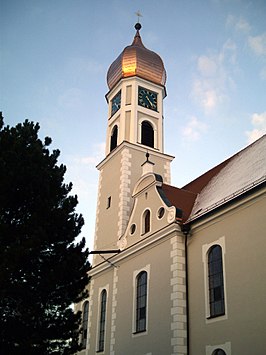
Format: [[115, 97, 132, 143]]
[[118, 173, 179, 250]]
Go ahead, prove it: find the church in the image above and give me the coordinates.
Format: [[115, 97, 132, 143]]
[[75, 23, 266, 355]]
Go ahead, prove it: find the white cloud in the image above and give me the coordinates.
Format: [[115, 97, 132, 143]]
[[248, 33, 266, 56], [182, 116, 208, 141], [197, 56, 217, 76], [226, 15, 251, 34], [246, 112, 266, 144], [221, 39, 237, 65], [74, 142, 106, 167], [226, 15, 266, 81], [192, 80, 221, 111], [252, 112, 266, 126], [192, 39, 237, 113]]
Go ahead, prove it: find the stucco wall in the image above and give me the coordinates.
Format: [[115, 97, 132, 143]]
[[87, 226, 186, 355], [188, 192, 266, 355]]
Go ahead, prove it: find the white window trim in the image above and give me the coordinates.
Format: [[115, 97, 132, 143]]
[[202, 236, 228, 323], [132, 264, 150, 337], [96, 284, 109, 353], [138, 117, 158, 149], [206, 341, 231, 355], [156, 206, 165, 220]]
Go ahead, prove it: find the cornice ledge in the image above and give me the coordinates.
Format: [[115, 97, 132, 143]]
[[89, 222, 182, 277], [96, 141, 174, 170], [189, 185, 266, 232]]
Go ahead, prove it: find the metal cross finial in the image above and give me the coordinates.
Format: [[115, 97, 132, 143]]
[[135, 10, 142, 23]]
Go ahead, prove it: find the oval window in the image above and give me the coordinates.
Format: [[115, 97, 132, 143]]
[[212, 349, 226, 355], [130, 224, 136, 235], [158, 207, 165, 219]]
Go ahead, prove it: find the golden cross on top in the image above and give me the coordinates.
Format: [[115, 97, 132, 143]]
[[135, 10, 143, 23]]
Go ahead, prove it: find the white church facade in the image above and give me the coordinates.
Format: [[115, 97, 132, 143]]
[[75, 23, 266, 355]]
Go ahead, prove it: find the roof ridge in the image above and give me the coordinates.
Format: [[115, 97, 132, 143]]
[[182, 134, 266, 194]]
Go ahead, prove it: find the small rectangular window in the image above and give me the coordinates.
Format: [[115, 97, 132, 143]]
[[107, 196, 111, 209]]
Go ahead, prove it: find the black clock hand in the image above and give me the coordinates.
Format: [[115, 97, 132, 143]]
[[146, 96, 153, 106]]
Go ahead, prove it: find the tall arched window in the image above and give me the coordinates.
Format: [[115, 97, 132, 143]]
[[98, 290, 107, 352], [136, 271, 147, 332], [141, 121, 154, 148], [143, 210, 150, 234], [208, 245, 225, 317], [81, 301, 89, 349], [110, 125, 118, 152]]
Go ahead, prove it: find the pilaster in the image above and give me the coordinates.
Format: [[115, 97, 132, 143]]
[[170, 235, 187, 355]]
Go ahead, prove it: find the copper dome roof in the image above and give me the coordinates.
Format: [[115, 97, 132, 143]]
[[107, 23, 166, 90]]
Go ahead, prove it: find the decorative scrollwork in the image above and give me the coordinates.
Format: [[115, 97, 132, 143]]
[[167, 207, 176, 223]]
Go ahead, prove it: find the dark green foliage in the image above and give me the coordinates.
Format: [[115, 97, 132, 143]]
[[0, 113, 90, 354]]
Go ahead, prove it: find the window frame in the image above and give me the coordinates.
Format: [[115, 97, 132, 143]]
[[142, 209, 151, 235], [110, 124, 118, 152], [81, 300, 89, 349], [208, 245, 225, 318], [132, 265, 150, 336], [212, 349, 227, 355], [136, 271, 148, 333], [202, 236, 228, 323], [206, 342, 231, 355], [141, 120, 154, 148], [97, 289, 107, 352]]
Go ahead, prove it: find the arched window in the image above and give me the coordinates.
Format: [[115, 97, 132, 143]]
[[208, 245, 225, 317], [110, 125, 118, 152], [141, 121, 154, 148], [81, 301, 89, 349], [212, 349, 226, 355], [143, 210, 150, 234], [136, 271, 147, 332], [98, 290, 107, 352]]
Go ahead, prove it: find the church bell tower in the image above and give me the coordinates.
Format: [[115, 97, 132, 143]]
[[92, 23, 174, 265], [79, 23, 190, 355]]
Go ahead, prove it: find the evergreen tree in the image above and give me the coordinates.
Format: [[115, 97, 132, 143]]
[[0, 114, 90, 354]]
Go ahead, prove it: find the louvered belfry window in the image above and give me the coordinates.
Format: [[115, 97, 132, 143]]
[[141, 121, 154, 148], [110, 125, 118, 152]]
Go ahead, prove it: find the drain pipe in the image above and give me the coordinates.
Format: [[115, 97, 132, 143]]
[[182, 223, 191, 355]]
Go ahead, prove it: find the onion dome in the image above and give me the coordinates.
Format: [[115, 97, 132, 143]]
[[107, 23, 166, 90]]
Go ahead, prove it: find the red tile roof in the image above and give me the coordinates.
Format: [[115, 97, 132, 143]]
[[162, 134, 266, 223]]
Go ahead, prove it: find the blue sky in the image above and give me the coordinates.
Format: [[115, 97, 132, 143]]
[[1, 0, 266, 251]]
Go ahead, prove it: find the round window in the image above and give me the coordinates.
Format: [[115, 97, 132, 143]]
[[158, 207, 165, 219], [212, 349, 226, 355]]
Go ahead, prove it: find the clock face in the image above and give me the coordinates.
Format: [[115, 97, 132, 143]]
[[111, 90, 121, 115], [138, 87, 158, 111]]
